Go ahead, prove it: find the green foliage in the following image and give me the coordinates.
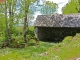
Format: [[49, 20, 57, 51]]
[[0, 35, 80, 60], [0, 26, 36, 48], [0, 14, 5, 31], [0, 37, 5, 48], [0, 41, 54, 60], [62, 0, 79, 14], [9, 36, 24, 48], [41, 1, 58, 14], [63, 36, 72, 43], [5, 26, 37, 48], [0, 0, 36, 48], [12, 27, 23, 36]]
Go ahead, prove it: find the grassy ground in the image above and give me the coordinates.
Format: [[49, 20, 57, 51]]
[[0, 42, 55, 60], [0, 26, 80, 60], [43, 35, 80, 60]]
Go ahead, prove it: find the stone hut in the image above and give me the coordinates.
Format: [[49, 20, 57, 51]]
[[34, 14, 80, 41]]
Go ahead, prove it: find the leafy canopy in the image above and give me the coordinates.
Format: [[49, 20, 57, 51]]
[[62, 0, 80, 14]]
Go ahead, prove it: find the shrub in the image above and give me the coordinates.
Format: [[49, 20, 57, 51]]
[[63, 36, 72, 44], [9, 36, 24, 48], [0, 37, 5, 48]]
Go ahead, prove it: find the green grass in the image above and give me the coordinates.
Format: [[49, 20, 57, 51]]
[[0, 26, 80, 60], [0, 35, 80, 60], [44, 34, 80, 60], [0, 41, 55, 60]]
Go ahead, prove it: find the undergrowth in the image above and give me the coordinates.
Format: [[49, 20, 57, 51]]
[[0, 26, 80, 60]]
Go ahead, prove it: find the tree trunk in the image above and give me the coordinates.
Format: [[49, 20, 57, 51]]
[[5, 0, 8, 41], [5, 0, 12, 46], [23, 15, 27, 43], [23, 0, 29, 43], [8, 2, 12, 44]]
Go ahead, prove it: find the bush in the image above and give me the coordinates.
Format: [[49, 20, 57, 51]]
[[63, 36, 72, 43], [0, 37, 5, 48], [9, 36, 25, 48]]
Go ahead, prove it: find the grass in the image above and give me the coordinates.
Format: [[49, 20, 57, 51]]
[[0, 41, 55, 60], [44, 34, 80, 60], [0, 26, 80, 60], [0, 35, 80, 60]]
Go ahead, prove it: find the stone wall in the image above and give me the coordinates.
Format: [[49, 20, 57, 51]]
[[35, 27, 80, 42]]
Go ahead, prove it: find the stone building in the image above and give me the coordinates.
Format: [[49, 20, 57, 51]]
[[34, 14, 80, 42]]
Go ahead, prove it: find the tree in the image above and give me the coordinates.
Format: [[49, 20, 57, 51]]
[[0, 0, 8, 40], [5, 0, 17, 44], [17, 0, 57, 42], [0, 1, 5, 33], [5, 0, 8, 41], [0, 0, 18, 46], [41, 1, 58, 15], [76, 0, 80, 13], [0, 0, 37, 47], [22, 0, 36, 42], [62, 0, 80, 14], [30, 0, 58, 15]]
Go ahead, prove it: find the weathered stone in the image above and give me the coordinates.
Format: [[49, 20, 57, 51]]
[[34, 14, 80, 41], [34, 14, 80, 27], [75, 58, 80, 60]]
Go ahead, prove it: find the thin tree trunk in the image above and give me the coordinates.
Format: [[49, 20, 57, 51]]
[[23, 15, 27, 43], [23, 0, 29, 43], [8, 2, 12, 44], [5, 0, 8, 40]]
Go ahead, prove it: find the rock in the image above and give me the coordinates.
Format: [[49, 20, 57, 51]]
[[39, 52, 48, 56], [75, 58, 80, 60]]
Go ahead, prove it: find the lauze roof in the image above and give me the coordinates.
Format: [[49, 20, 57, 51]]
[[34, 14, 80, 27]]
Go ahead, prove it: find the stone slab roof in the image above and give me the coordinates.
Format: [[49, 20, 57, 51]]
[[34, 14, 80, 27]]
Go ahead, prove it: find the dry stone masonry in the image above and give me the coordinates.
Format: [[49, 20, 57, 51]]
[[34, 14, 80, 42]]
